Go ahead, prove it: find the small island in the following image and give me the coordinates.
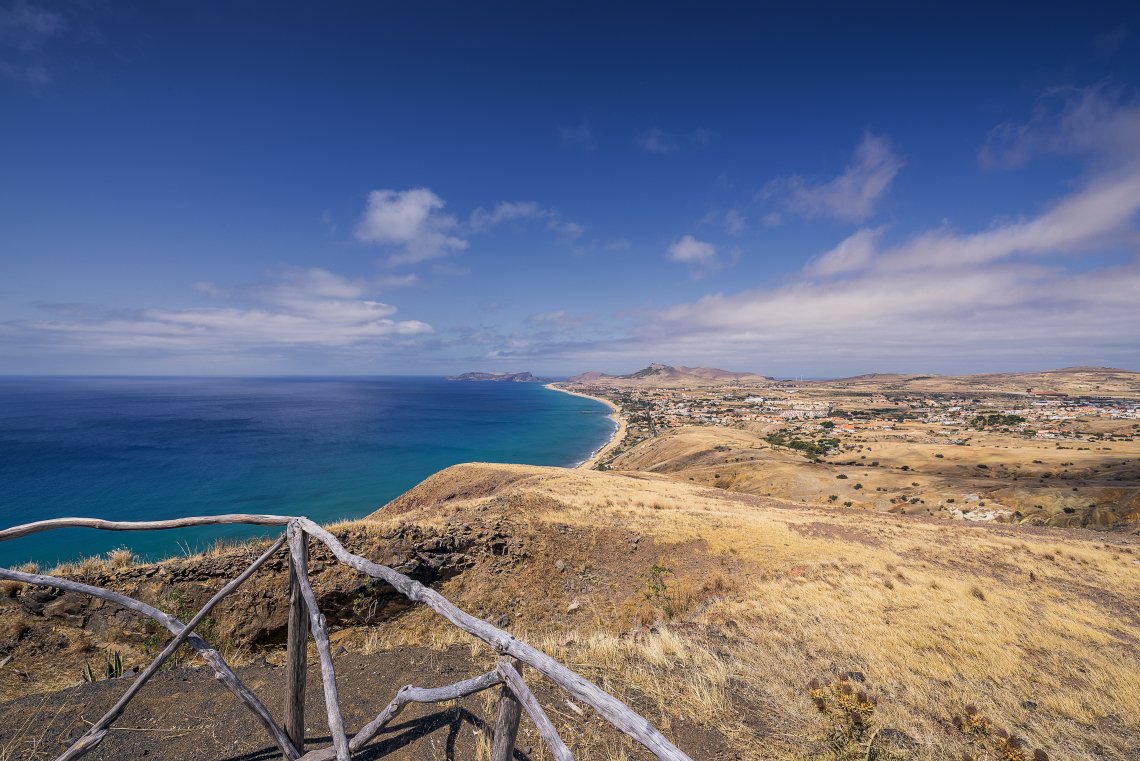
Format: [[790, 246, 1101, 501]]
[[445, 371, 552, 382]]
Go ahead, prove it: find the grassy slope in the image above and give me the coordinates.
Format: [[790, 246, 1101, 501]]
[[360, 462, 1140, 761], [605, 424, 1140, 527], [2, 460, 1137, 759]]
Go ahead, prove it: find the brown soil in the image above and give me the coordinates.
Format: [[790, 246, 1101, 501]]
[[0, 646, 730, 760]]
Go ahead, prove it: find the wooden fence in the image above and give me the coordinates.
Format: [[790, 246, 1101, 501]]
[[0, 515, 694, 761]]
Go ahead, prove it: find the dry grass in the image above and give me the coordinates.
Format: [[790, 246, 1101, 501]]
[[1, 562, 41, 597], [3, 459, 1135, 760], [362, 462, 1140, 761], [107, 546, 135, 569]]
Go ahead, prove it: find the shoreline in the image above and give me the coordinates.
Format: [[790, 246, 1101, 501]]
[[544, 383, 626, 470]]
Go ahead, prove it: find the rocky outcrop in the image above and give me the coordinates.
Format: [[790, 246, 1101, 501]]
[[1, 520, 529, 653]]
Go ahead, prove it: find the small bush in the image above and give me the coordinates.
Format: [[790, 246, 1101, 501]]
[[836, 474, 848, 479], [805, 677, 886, 759], [108, 547, 136, 569]]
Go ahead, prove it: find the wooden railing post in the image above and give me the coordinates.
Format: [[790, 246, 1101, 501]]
[[285, 526, 309, 754], [491, 658, 524, 761]]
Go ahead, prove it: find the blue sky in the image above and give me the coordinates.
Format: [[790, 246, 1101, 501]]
[[2, 2, 1138, 377]]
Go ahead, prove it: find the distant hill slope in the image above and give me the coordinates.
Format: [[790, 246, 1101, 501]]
[[565, 363, 772, 387], [445, 371, 551, 382], [564, 364, 1138, 394], [819, 366, 1139, 394], [565, 371, 617, 383]]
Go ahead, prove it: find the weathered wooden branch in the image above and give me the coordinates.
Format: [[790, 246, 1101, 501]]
[[296, 670, 505, 761], [496, 660, 574, 761], [296, 517, 693, 761], [0, 567, 300, 761], [0, 514, 293, 543], [289, 522, 350, 761], [56, 534, 291, 761], [491, 658, 523, 761], [284, 529, 310, 753], [1, 513, 692, 761]]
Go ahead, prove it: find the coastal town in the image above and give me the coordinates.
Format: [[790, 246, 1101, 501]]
[[557, 365, 1140, 528], [576, 384, 1139, 441]]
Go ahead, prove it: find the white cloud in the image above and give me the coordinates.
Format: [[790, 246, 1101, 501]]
[[632, 94, 1140, 369], [636, 128, 676, 154], [979, 83, 1140, 169], [355, 188, 468, 265], [559, 121, 597, 150], [483, 88, 1140, 373], [666, 235, 717, 264], [2, 268, 433, 357], [529, 311, 593, 326], [764, 133, 904, 222], [666, 235, 736, 280], [0, 0, 62, 84], [467, 200, 583, 240], [724, 210, 746, 236], [605, 239, 632, 250], [802, 227, 885, 277], [467, 201, 545, 232]]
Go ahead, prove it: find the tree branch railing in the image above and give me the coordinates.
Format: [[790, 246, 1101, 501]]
[[0, 515, 693, 761]]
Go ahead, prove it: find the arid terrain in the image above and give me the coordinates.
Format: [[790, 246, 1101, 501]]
[[564, 365, 1140, 529], [2, 461, 1139, 760]]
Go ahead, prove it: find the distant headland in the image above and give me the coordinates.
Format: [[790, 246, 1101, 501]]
[[445, 371, 552, 382]]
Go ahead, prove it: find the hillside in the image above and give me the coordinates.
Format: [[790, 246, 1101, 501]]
[[446, 371, 551, 382], [818, 366, 1140, 396], [4, 463, 1136, 760], [567, 363, 773, 388]]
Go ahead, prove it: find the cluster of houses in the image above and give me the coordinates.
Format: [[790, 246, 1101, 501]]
[[579, 385, 1138, 442]]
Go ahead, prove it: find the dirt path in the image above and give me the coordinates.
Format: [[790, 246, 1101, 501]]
[[0, 645, 726, 760]]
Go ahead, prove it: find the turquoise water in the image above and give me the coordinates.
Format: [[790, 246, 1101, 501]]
[[0, 377, 614, 567]]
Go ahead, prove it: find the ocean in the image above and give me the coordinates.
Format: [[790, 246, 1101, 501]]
[[0, 376, 615, 568]]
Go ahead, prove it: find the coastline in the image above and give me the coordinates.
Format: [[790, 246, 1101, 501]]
[[545, 383, 626, 470]]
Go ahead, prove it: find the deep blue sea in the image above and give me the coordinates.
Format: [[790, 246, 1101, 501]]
[[0, 377, 615, 568]]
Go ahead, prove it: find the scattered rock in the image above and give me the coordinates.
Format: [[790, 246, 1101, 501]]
[[555, 560, 566, 572], [333, 646, 347, 656], [879, 728, 917, 749], [1021, 700, 1038, 710], [566, 601, 580, 613], [846, 671, 866, 683]]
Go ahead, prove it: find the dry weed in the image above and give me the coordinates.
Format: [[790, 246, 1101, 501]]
[[106, 546, 136, 569]]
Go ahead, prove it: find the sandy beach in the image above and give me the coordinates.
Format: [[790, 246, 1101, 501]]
[[544, 383, 626, 469]]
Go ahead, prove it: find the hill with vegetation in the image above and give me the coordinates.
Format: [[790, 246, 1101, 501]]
[[2, 462, 1138, 760]]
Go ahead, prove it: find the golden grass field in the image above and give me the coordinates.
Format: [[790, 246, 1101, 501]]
[[604, 422, 1140, 528], [2, 458, 1138, 760], [345, 462, 1140, 761]]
